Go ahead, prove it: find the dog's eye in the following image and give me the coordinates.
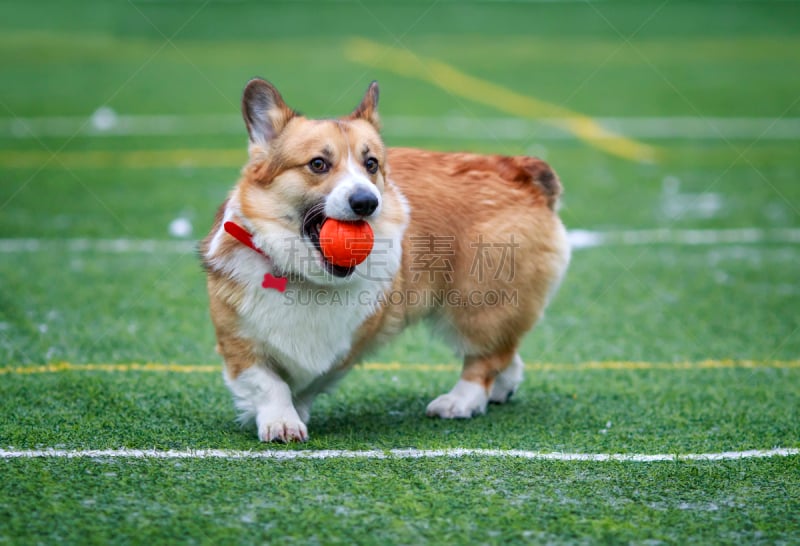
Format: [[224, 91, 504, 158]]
[[364, 157, 379, 174], [308, 157, 329, 174]]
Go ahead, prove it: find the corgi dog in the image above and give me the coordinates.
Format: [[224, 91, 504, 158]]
[[201, 78, 570, 442]]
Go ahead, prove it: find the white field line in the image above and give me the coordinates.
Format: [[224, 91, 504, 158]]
[[2, 114, 799, 140], [1, 228, 799, 254], [0, 238, 196, 254], [0, 447, 796, 462], [567, 228, 800, 249]]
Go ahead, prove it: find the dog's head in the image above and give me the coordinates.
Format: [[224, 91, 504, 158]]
[[235, 79, 403, 284]]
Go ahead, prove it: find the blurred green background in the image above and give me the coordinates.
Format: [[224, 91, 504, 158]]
[[1, 0, 798, 366]]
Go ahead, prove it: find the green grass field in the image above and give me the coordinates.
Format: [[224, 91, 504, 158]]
[[1, 0, 799, 544]]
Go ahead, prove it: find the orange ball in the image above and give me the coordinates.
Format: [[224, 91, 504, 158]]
[[319, 219, 374, 267]]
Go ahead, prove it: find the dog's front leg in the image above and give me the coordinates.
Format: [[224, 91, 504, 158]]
[[293, 369, 349, 424], [225, 365, 308, 443]]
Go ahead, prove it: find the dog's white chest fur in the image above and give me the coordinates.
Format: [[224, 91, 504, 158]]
[[239, 273, 383, 388], [205, 186, 406, 393]]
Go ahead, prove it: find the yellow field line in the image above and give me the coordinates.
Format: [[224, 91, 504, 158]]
[[0, 362, 220, 375], [1, 360, 798, 376], [370, 360, 800, 371], [344, 37, 659, 163]]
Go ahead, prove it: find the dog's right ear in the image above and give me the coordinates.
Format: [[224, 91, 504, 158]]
[[349, 81, 380, 128], [242, 78, 296, 145]]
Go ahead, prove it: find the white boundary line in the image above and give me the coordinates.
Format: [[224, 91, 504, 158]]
[[2, 114, 799, 140], [1, 228, 799, 254], [567, 227, 800, 249], [0, 238, 196, 254], [0, 447, 796, 462]]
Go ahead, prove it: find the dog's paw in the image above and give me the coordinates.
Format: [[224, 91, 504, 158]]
[[426, 394, 485, 418], [426, 380, 488, 419], [488, 383, 516, 404], [489, 354, 524, 404], [258, 419, 308, 443]]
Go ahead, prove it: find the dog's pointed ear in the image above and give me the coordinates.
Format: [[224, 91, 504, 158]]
[[242, 78, 296, 145], [349, 81, 380, 128]]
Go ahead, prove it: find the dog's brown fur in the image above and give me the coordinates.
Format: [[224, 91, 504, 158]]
[[202, 79, 569, 442]]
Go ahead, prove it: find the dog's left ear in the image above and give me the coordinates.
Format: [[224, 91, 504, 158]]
[[242, 78, 297, 146], [349, 81, 380, 128]]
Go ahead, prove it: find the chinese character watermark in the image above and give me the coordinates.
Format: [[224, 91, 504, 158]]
[[469, 234, 520, 282], [409, 234, 455, 282]]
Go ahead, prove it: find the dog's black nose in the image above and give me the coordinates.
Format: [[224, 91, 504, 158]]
[[349, 189, 379, 217]]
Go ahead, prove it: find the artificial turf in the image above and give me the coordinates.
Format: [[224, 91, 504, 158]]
[[1, 363, 799, 453], [2, 456, 798, 545], [1, 0, 799, 543]]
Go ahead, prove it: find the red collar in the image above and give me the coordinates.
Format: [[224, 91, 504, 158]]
[[224, 221, 288, 292], [224, 221, 266, 256]]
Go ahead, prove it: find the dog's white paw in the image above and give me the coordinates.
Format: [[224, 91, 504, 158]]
[[426, 380, 488, 419], [258, 418, 308, 443], [489, 354, 524, 404], [256, 406, 308, 443]]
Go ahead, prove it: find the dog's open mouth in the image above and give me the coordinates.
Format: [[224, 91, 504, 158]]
[[302, 203, 356, 278]]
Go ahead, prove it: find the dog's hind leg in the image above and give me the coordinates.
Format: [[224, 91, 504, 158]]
[[426, 347, 516, 419], [489, 353, 524, 404]]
